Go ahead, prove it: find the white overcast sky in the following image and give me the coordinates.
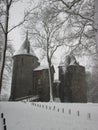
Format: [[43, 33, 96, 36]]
[[9, 0, 39, 50]]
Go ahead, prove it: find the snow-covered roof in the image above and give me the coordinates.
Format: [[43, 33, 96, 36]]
[[59, 54, 79, 67], [59, 61, 65, 67], [34, 65, 48, 71], [13, 32, 36, 57], [53, 79, 61, 83]]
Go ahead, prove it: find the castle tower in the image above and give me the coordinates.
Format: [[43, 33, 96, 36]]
[[10, 32, 39, 101], [65, 65, 87, 102], [59, 54, 87, 102]]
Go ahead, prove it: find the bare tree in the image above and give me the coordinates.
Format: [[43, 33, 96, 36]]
[[95, 0, 98, 51], [49, 0, 96, 55], [1, 43, 14, 100], [0, 28, 3, 63], [24, 0, 95, 101], [0, 0, 29, 93], [25, 2, 69, 101]]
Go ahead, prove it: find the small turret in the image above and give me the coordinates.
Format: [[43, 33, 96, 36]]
[[13, 31, 36, 57], [23, 31, 30, 53]]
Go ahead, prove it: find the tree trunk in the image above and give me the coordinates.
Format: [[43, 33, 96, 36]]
[[48, 62, 53, 102], [47, 54, 53, 102], [95, 0, 98, 52], [0, 2, 9, 93], [46, 36, 54, 102]]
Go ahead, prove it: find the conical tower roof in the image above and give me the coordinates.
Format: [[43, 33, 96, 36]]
[[14, 32, 36, 57]]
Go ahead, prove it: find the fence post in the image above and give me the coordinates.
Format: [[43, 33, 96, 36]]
[[53, 106, 55, 110], [88, 113, 91, 119], [4, 125, 7, 130], [62, 108, 64, 113], [69, 109, 71, 115], [42, 105, 44, 108], [49, 106, 51, 110], [3, 118, 6, 125], [1, 113, 3, 118], [57, 108, 59, 112], [77, 111, 80, 116]]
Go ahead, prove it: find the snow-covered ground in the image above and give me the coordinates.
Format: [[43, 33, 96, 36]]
[[0, 102, 98, 130]]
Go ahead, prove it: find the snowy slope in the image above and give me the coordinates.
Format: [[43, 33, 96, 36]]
[[0, 102, 98, 130]]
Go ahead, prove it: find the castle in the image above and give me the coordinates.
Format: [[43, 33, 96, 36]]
[[10, 33, 87, 102]]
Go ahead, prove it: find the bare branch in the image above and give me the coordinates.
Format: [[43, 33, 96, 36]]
[[56, 0, 82, 9], [58, 0, 70, 8], [0, 23, 5, 34], [8, 21, 25, 33], [69, 0, 82, 9], [50, 44, 62, 60], [8, 0, 13, 7], [8, 13, 28, 33]]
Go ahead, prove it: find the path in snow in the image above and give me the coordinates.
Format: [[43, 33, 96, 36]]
[[0, 102, 98, 130]]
